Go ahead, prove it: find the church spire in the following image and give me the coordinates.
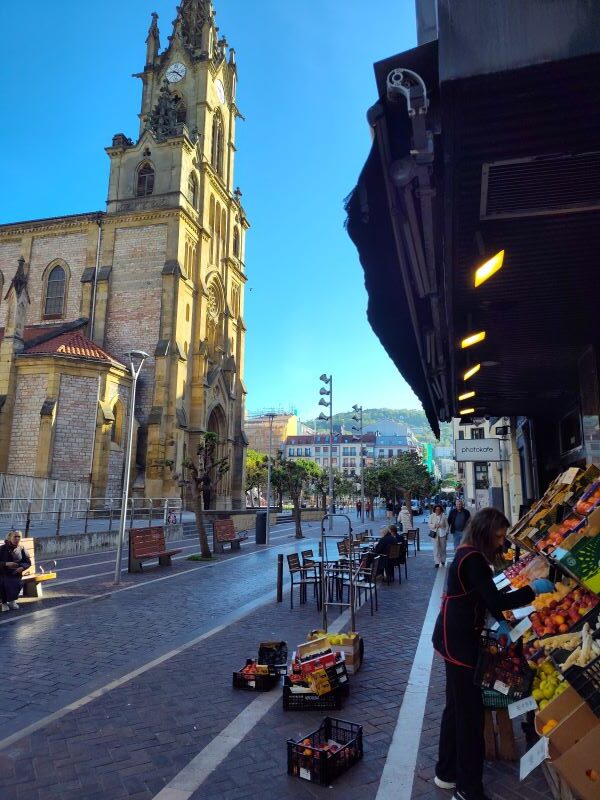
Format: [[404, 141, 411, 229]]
[[170, 0, 215, 59], [146, 12, 160, 66]]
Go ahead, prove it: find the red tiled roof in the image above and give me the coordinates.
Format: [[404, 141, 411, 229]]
[[25, 330, 125, 367]]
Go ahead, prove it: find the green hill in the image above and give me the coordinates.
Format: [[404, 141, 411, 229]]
[[308, 408, 452, 446]]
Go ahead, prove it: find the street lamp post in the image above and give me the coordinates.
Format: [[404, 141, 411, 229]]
[[114, 350, 149, 585], [352, 404, 365, 524], [264, 412, 275, 544], [318, 374, 333, 530]]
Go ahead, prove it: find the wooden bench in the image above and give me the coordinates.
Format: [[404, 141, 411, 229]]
[[20, 537, 57, 598], [213, 519, 246, 553], [129, 527, 182, 573]]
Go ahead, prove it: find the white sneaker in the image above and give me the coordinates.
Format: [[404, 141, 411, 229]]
[[7, 601, 19, 610], [434, 776, 457, 790], [1, 603, 9, 612]]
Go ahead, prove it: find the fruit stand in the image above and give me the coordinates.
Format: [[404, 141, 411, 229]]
[[490, 465, 600, 798]]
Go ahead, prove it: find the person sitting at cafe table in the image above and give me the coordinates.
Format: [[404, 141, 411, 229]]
[[373, 525, 403, 578]]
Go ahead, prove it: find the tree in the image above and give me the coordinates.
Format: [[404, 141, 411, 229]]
[[245, 449, 267, 507], [278, 458, 321, 538], [363, 466, 380, 520], [182, 432, 229, 558], [311, 467, 330, 511]]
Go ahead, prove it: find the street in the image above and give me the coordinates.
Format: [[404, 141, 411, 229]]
[[0, 515, 551, 800]]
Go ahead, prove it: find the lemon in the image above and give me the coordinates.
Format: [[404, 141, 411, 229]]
[[532, 689, 544, 702]]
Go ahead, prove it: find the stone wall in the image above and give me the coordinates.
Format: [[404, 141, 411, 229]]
[[104, 224, 167, 422], [0, 241, 21, 324], [51, 374, 98, 482], [2, 233, 89, 327], [7, 374, 47, 475]]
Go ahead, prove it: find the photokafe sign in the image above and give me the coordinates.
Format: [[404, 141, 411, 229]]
[[454, 438, 502, 462]]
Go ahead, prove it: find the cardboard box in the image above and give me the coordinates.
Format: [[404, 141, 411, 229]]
[[553, 715, 600, 800], [554, 506, 600, 593], [535, 686, 582, 736]]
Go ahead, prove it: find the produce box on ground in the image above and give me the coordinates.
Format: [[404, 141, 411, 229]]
[[283, 678, 346, 711], [308, 630, 364, 674], [475, 632, 533, 700], [307, 662, 349, 697], [232, 660, 279, 691], [258, 641, 288, 675], [287, 717, 363, 784]]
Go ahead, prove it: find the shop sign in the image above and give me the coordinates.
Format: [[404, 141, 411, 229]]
[[454, 438, 502, 461]]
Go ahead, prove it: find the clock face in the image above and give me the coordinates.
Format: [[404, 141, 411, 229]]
[[165, 62, 187, 83], [215, 79, 226, 104]]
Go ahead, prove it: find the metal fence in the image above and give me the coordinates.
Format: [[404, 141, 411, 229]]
[[0, 474, 183, 534]]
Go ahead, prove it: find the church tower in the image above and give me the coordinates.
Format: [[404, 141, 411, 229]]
[[100, 0, 248, 506]]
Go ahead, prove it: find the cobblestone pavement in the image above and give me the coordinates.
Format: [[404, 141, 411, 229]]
[[0, 529, 554, 800]]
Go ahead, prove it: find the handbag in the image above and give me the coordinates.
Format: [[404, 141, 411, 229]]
[[428, 530, 437, 539]]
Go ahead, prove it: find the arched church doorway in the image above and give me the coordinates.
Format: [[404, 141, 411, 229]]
[[206, 405, 228, 509]]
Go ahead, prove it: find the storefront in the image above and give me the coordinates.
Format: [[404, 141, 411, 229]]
[[346, 2, 600, 794]]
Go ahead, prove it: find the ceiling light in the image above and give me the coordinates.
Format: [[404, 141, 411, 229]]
[[474, 250, 504, 287], [459, 407, 475, 416], [458, 391, 475, 401], [463, 364, 481, 381], [460, 331, 486, 349]]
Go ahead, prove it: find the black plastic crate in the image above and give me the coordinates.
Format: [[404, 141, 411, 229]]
[[287, 717, 363, 784], [474, 630, 533, 701], [283, 679, 346, 711], [233, 661, 279, 692], [258, 641, 288, 676]]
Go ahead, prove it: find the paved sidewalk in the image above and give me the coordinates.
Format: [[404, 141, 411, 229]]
[[0, 542, 554, 800]]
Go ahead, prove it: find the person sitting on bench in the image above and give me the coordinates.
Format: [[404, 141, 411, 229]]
[[0, 530, 31, 611]]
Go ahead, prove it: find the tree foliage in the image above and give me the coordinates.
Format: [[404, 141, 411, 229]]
[[245, 449, 267, 506], [277, 458, 321, 538]]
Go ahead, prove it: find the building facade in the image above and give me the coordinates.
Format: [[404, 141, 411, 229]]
[[0, 0, 248, 508], [284, 434, 377, 477], [244, 414, 299, 456]]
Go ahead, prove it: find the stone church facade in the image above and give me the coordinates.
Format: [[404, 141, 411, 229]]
[[0, 0, 248, 508]]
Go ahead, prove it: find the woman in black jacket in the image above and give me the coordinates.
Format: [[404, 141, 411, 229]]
[[431, 507, 554, 800], [0, 530, 31, 611]]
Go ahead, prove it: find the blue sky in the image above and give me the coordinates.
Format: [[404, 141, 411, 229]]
[[0, 0, 420, 421]]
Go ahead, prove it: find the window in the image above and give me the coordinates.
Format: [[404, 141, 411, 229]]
[[350, 459, 356, 467], [220, 208, 226, 263], [297, 448, 303, 456], [332, 458, 338, 465], [111, 399, 124, 446], [350, 448, 356, 456], [471, 428, 485, 440], [304, 448, 310, 456], [136, 162, 155, 197], [331, 446, 338, 453], [388, 449, 393, 458], [379, 449, 384, 456], [211, 112, 224, 176], [475, 463, 489, 490], [188, 173, 198, 208], [315, 446, 320, 454], [233, 227, 241, 258], [342, 447, 350, 456], [288, 448, 293, 457], [209, 196, 216, 262], [323, 458, 329, 467], [458, 430, 465, 440], [44, 265, 66, 318], [174, 95, 187, 124], [315, 458, 320, 465]]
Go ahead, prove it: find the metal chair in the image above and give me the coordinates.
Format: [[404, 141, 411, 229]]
[[384, 540, 408, 583], [405, 528, 419, 557], [286, 553, 320, 609], [354, 555, 381, 616]]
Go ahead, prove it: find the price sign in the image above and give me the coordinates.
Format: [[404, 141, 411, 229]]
[[520, 736, 549, 780], [496, 577, 512, 591], [299, 767, 312, 782], [508, 695, 538, 719], [510, 616, 532, 643], [512, 605, 536, 621], [493, 680, 510, 695]]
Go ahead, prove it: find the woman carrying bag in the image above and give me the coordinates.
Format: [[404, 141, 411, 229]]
[[431, 507, 554, 800], [428, 503, 449, 567]]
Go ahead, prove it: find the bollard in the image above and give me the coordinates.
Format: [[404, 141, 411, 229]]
[[84, 500, 90, 534], [56, 501, 62, 536], [417, 528, 421, 551], [108, 505, 114, 532], [276, 554, 283, 603]]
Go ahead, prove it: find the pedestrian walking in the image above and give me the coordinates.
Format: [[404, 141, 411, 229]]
[[386, 500, 394, 520], [397, 503, 412, 533], [356, 500, 362, 518], [366, 499, 372, 519], [0, 531, 30, 611], [428, 503, 449, 567], [448, 499, 471, 551], [431, 507, 555, 800]]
